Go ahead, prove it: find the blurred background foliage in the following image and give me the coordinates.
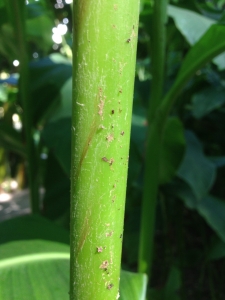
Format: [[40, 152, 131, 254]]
[[1, 0, 225, 299]]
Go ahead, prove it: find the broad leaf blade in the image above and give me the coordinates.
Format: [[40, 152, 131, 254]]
[[0, 240, 147, 300], [0, 214, 69, 245], [168, 5, 215, 45], [177, 131, 216, 200], [120, 270, 148, 300], [0, 121, 26, 157], [28, 54, 72, 125], [168, 5, 225, 70], [198, 195, 225, 242], [208, 238, 225, 260], [178, 24, 225, 81], [41, 118, 71, 176], [192, 87, 225, 119], [0, 240, 70, 300], [160, 117, 185, 184], [163, 266, 181, 300], [162, 24, 225, 110]]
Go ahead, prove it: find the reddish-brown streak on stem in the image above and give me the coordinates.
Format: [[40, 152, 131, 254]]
[[76, 215, 90, 255], [74, 87, 104, 256], [74, 88, 103, 181], [74, 92, 101, 256], [75, 120, 98, 181]]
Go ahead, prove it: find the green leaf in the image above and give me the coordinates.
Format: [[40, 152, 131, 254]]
[[175, 182, 225, 243], [163, 266, 181, 300], [26, 2, 50, 19], [120, 270, 148, 300], [0, 239, 147, 300], [168, 5, 225, 70], [0, 214, 69, 245], [177, 131, 216, 200], [41, 118, 71, 176], [49, 77, 72, 122], [0, 240, 70, 300], [42, 153, 70, 223], [192, 87, 225, 118], [161, 24, 225, 112], [128, 111, 147, 187], [0, 120, 26, 157], [198, 195, 225, 242], [160, 117, 186, 184], [26, 15, 53, 52], [208, 238, 225, 260], [0, 24, 18, 62], [28, 54, 72, 125], [178, 24, 225, 78], [168, 5, 215, 45]]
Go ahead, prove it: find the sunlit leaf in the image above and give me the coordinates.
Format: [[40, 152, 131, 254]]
[[168, 5, 215, 45], [120, 270, 148, 300], [0, 240, 147, 300], [168, 5, 225, 70], [0, 240, 70, 300]]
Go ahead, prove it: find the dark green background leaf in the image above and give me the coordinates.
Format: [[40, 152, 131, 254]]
[[160, 117, 186, 184], [177, 131, 216, 200]]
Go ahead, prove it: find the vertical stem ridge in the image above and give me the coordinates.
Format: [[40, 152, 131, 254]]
[[10, 0, 39, 213], [138, 0, 168, 281]]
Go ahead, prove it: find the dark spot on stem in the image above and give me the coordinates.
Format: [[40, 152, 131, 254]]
[[107, 283, 114, 290]]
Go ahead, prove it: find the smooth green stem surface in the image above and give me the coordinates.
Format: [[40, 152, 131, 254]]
[[138, 110, 165, 276], [70, 1, 140, 299], [11, 0, 39, 213], [148, 0, 168, 122], [138, 0, 167, 279]]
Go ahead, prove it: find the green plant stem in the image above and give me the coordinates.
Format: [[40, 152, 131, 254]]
[[11, 1, 39, 213], [138, 0, 168, 279], [149, 0, 168, 122], [138, 109, 165, 277], [70, 1, 140, 299]]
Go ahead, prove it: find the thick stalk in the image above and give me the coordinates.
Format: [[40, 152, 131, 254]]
[[70, 1, 140, 299], [138, 0, 167, 278], [7, 0, 39, 213]]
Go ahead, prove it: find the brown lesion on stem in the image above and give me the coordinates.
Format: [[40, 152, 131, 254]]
[[75, 119, 98, 181], [74, 87, 105, 180], [74, 86, 106, 255], [100, 260, 109, 270], [98, 87, 105, 118], [106, 133, 114, 143], [76, 215, 90, 255]]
